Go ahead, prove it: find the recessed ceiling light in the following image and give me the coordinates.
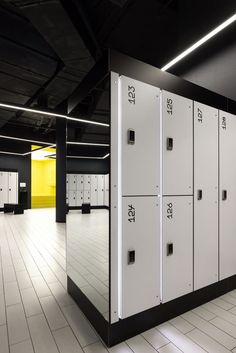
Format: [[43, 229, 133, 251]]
[[161, 13, 236, 72], [0, 103, 109, 127]]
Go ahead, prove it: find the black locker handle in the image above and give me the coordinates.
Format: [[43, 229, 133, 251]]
[[166, 137, 173, 151], [197, 189, 203, 200], [222, 190, 227, 201], [128, 129, 135, 145], [167, 243, 173, 256], [128, 250, 135, 264]]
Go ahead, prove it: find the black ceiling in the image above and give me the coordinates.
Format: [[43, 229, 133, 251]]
[[0, 0, 235, 155]]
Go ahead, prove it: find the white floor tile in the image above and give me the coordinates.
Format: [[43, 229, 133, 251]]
[[0, 325, 9, 353], [40, 295, 68, 331], [48, 281, 74, 307], [126, 335, 158, 353], [28, 314, 59, 353], [31, 276, 51, 298], [0, 292, 6, 325], [210, 316, 236, 338], [62, 304, 98, 347], [220, 294, 236, 306], [108, 342, 134, 353], [182, 311, 236, 349], [7, 303, 30, 345], [211, 298, 234, 311], [142, 328, 169, 349], [16, 271, 32, 290], [169, 316, 194, 334], [157, 322, 206, 353], [10, 340, 34, 353], [187, 328, 231, 353], [192, 306, 216, 321], [158, 343, 183, 353], [203, 302, 236, 326], [4, 281, 21, 306], [21, 287, 42, 317], [83, 342, 108, 353], [53, 326, 84, 353]]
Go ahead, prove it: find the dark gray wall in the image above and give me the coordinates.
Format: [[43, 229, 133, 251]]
[[67, 158, 109, 174], [0, 154, 31, 208]]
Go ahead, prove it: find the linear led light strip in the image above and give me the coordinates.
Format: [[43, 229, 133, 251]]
[[48, 153, 110, 159], [0, 103, 109, 127], [161, 13, 236, 71], [0, 144, 56, 157]]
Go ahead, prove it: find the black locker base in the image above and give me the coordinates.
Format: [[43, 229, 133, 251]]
[[68, 275, 236, 347]]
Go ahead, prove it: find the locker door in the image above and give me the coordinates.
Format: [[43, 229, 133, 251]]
[[162, 91, 193, 195], [83, 190, 90, 203], [83, 175, 91, 190], [8, 172, 18, 204], [120, 76, 160, 196], [194, 102, 218, 290], [104, 174, 109, 206], [77, 175, 84, 190], [162, 196, 193, 303], [68, 174, 77, 191], [219, 111, 236, 280], [120, 196, 160, 318], [77, 190, 83, 207], [68, 191, 76, 206], [0, 172, 8, 208], [97, 175, 104, 205], [66, 193, 69, 205], [66, 175, 69, 192], [90, 175, 98, 206]]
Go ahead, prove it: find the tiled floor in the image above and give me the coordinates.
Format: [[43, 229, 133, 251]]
[[1, 209, 236, 353]]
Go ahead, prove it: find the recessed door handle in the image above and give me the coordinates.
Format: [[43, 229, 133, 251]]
[[128, 129, 135, 144], [197, 189, 203, 200], [167, 243, 173, 256], [167, 137, 173, 150], [222, 190, 227, 201]]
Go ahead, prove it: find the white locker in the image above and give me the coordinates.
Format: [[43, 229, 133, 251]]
[[69, 191, 76, 207], [76, 190, 83, 207], [83, 175, 91, 190], [97, 175, 104, 205], [120, 76, 160, 196], [120, 196, 160, 318], [8, 172, 18, 204], [66, 175, 69, 192], [162, 91, 193, 195], [90, 175, 98, 206], [162, 196, 193, 303], [68, 174, 77, 191], [77, 175, 84, 190], [83, 190, 91, 203], [0, 172, 8, 208], [219, 111, 236, 280], [194, 102, 218, 290], [104, 174, 109, 207]]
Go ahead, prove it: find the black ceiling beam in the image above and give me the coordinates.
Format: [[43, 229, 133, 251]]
[[60, 0, 102, 61]]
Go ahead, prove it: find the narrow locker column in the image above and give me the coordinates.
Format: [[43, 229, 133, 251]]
[[8, 172, 18, 203], [194, 102, 218, 290], [162, 196, 193, 303], [69, 174, 77, 191], [0, 172, 8, 208], [119, 76, 160, 318], [162, 91, 193, 195], [97, 175, 104, 205], [104, 174, 109, 207], [90, 175, 98, 206], [219, 111, 236, 280]]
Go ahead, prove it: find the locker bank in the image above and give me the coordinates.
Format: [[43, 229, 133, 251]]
[[1, 3, 236, 352], [65, 50, 236, 346]]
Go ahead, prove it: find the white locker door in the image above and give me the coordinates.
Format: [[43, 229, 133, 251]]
[[69, 191, 76, 207], [194, 102, 218, 290], [83, 175, 91, 190], [66, 175, 69, 192], [97, 175, 104, 205], [104, 174, 109, 206], [77, 175, 84, 190], [66, 193, 69, 205], [0, 172, 8, 207], [120, 76, 160, 196], [8, 172, 18, 204], [162, 91, 193, 195], [68, 174, 77, 191], [90, 175, 98, 206], [219, 111, 236, 280], [77, 190, 83, 207], [120, 196, 160, 319], [83, 190, 91, 203], [162, 196, 193, 303]]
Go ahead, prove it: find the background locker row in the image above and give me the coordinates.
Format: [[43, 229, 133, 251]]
[[117, 76, 236, 319], [0, 171, 18, 208], [66, 174, 109, 207]]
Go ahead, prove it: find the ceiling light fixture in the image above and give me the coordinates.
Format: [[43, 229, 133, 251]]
[[67, 141, 109, 147], [66, 153, 110, 159], [0, 103, 109, 127], [161, 13, 236, 72], [0, 134, 53, 146], [0, 150, 24, 156]]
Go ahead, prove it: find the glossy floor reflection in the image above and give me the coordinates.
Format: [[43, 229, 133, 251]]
[[1, 209, 236, 353], [67, 209, 109, 318]]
